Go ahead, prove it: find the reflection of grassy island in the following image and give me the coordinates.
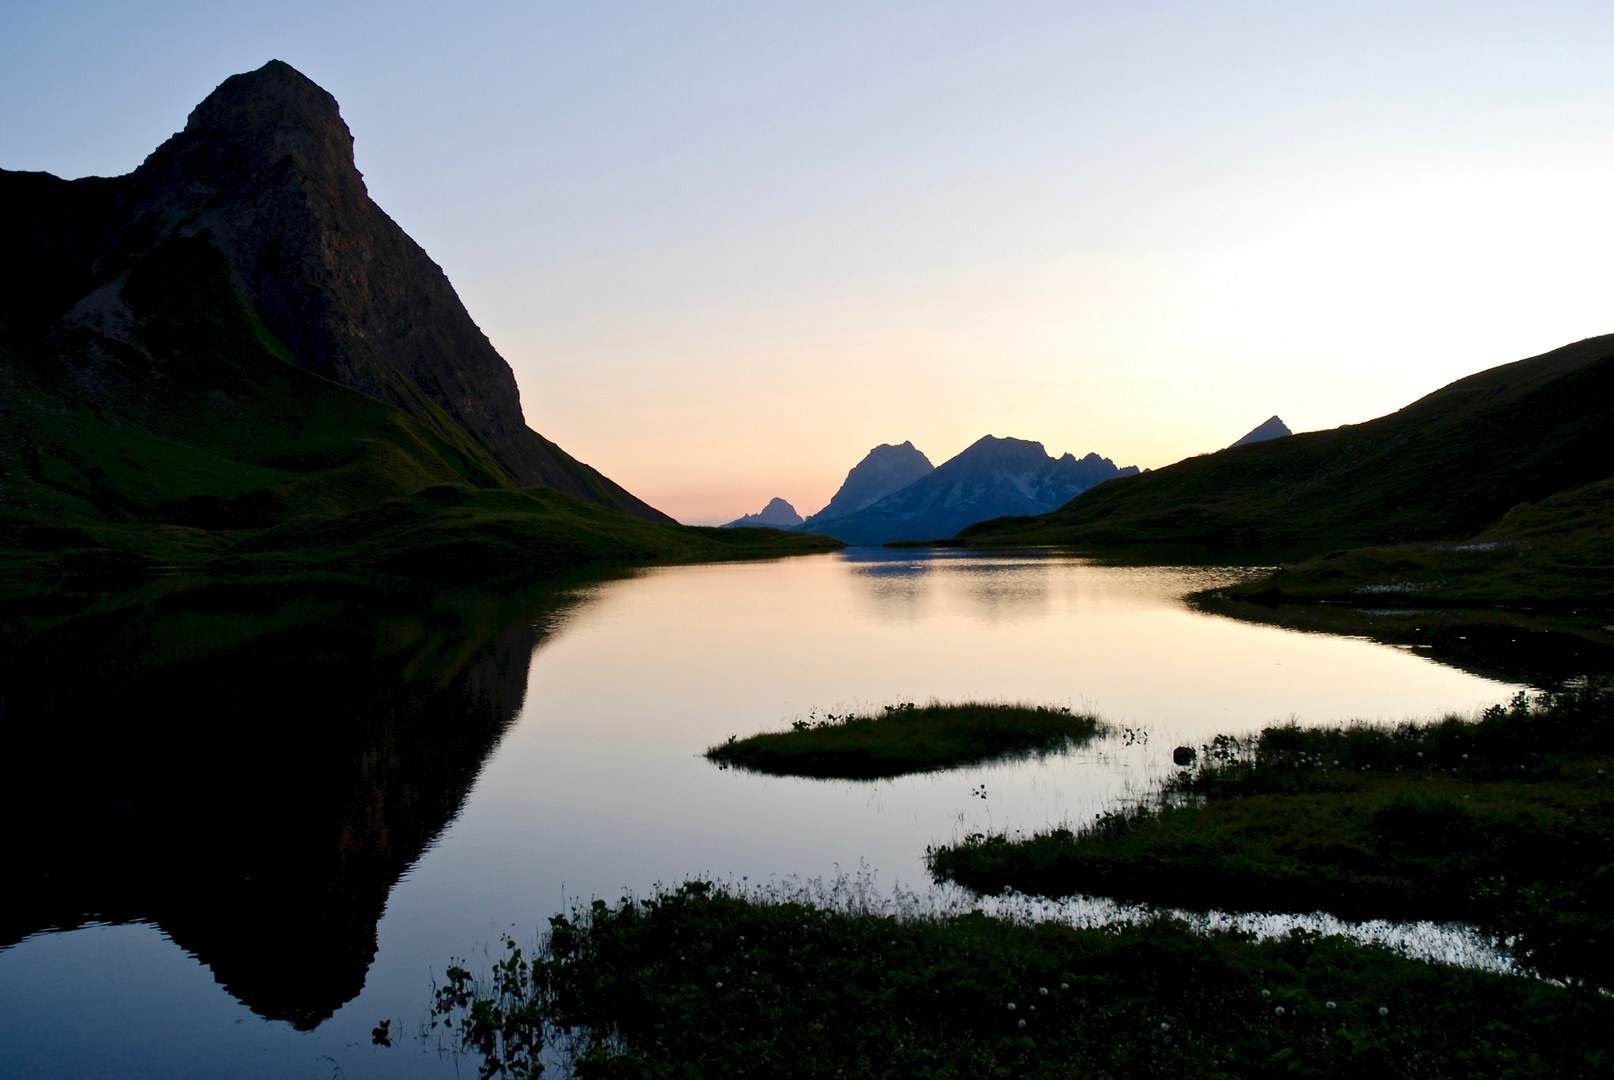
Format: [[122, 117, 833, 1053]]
[[706, 702, 1100, 779], [419, 880, 1613, 1078], [930, 687, 1614, 986]]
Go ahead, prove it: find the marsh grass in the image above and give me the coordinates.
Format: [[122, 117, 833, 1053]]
[[416, 878, 1613, 1080], [929, 687, 1614, 986], [705, 701, 1101, 780]]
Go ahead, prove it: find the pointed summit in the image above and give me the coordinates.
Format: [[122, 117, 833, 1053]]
[[0, 61, 672, 522], [169, 60, 354, 178], [723, 497, 804, 528], [1230, 415, 1292, 448], [802, 441, 934, 528]]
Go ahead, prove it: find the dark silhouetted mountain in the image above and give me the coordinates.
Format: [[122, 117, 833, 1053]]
[[0, 59, 671, 524], [802, 441, 934, 528], [811, 436, 1138, 545], [1230, 415, 1292, 448], [963, 335, 1614, 558], [723, 497, 803, 528]]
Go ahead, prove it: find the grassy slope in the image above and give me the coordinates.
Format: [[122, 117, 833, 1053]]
[[1217, 475, 1614, 608], [0, 235, 838, 602], [706, 702, 1101, 779], [418, 881, 1613, 1079], [929, 689, 1614, 985], [959, 335, 1614, 560], [0, 235, 513, 525]]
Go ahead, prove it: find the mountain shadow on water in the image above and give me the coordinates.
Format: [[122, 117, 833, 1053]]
[[0, 578, 594, 1028], [810, 436, 1137, 546]]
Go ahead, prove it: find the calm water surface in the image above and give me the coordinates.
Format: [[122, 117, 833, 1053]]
[[0, 551, 1520, 1078]]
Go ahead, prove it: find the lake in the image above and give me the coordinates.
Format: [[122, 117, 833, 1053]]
[[0, 550, 1529, 1078]]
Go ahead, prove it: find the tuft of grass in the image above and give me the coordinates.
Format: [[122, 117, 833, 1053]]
[[929, 687, 1614, 986], [705, 701, 1101, 779], [414, 880, 1614, 1079]]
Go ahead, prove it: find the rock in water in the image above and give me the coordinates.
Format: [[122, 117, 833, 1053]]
[[1230, 416, 1293, 448], [723, 497, 804, 528], [802, 442, 935, 528]]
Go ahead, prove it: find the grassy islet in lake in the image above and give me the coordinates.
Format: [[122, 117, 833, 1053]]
[[705, 701, 1101, 779], [930, 686, 1614, 986]]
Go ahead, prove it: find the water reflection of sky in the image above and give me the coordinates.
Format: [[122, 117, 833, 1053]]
[[0, 552, 1522, 1079]]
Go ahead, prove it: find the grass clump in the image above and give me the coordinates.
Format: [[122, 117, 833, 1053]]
[[929, 687, 1614, 986], [706, 702, 1100, 779], [415, 880, 1613, 1079]]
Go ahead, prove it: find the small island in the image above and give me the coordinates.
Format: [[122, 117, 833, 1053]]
[[706, 701, 1101, 779]]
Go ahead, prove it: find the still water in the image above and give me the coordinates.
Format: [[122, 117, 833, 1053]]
[[0, 551, 1522, 1078]]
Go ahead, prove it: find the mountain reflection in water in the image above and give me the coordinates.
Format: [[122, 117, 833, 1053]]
[[0, 579, 591, 1028]]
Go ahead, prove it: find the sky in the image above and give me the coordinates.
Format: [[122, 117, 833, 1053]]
[[5, 2, 1614, 523]]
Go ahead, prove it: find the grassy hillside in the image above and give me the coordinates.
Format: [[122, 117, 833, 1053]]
[[1217, 475, 1614, 608], [0, 235, 514, 526], [0, 235, 838, 604], [960, 335, 1614, 560]]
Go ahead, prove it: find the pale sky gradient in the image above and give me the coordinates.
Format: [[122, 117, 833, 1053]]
[[5, 2, 1613, 523]]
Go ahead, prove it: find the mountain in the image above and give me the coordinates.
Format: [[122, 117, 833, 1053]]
[[0, 60, 669, 525], [0, 62, 842, 599], [809, 435, 1138, 545], [961, 335, 1614, 559], [801, 441, 934, 528], [723, 497, 803, 528], [1230, 415, 1291, 448]]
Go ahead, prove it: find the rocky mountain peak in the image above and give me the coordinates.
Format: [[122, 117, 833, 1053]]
[[173, 60, 355, 179], [1230, 415, 1292, 449], [802, 441, 935, 527]]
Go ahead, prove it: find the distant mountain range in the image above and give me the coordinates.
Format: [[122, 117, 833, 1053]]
[[800, 435, 1137, 545], [723, 497, 803, 528]]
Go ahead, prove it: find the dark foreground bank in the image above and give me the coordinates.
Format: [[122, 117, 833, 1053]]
[[930, 687, 1614, 986], [413, 880, 1612, 1079]]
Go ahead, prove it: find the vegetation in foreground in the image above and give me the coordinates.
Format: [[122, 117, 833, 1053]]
[[930, 687, 1614, 986], [413, 880, 1612, 1080], [706, 702, 1100, 779]]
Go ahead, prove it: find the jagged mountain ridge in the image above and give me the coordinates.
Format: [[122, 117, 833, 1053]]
[[807, 435, 1138, 545], [0, 60, 670, 524], [802, 441, 935, 528]]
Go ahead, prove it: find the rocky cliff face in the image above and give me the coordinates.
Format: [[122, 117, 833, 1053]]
[[802, 441, 935, 528], [0, 60, 670, 523], [811, 435, 1136, 545]]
